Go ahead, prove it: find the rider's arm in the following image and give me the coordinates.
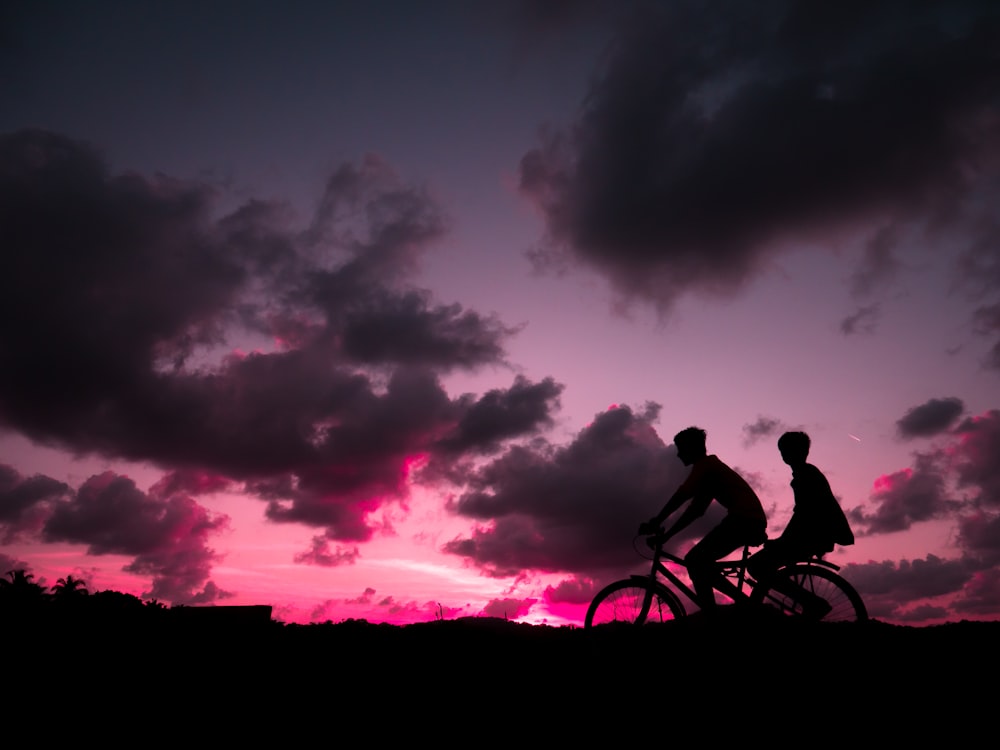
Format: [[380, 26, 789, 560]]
[[646, 461, 705, 528], [662, 495, 711, 540], [649, 491, 688, 528]]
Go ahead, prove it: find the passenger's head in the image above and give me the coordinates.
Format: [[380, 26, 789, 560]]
[[673, 426, 707, 466], [778, 431, 810, 465]]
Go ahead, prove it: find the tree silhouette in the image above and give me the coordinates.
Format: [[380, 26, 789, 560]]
[[0, 569, 48, 610], [52, 574, 89, 599]]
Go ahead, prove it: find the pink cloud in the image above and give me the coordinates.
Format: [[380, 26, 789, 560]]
[[482, 597, 537, 620], [42, 471, 231, 604]]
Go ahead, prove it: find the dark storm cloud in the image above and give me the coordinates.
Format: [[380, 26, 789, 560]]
[[519, 1, 1000, 312], [0, 129, 562, 562], [0, 463, 70, 542], [896, 397, 965, 438], [42, 471, 230, 604], [442, 403, 693, 579]]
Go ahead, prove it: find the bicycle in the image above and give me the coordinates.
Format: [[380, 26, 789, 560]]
[[584, 529, 868, 627]]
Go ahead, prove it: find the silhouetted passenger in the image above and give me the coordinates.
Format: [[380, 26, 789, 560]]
[[640, 426, 767, 612], [748, 431, 855, 616]]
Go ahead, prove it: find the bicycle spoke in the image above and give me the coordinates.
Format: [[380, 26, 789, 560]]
[[750, 564, 867, 622], [585, 579, 685, 627]]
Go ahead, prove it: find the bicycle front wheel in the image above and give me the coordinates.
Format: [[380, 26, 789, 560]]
[[584, 579, 685, 628], [751, 564, 868, 622]]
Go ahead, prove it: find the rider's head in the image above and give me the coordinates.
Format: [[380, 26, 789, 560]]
[[778, 431, 810, 465], [673, 426, 707, 466]]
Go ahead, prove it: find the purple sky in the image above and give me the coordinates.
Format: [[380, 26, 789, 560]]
[[1, 0, 999, 626]]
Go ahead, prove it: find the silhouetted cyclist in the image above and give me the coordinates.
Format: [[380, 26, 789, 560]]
[[747, 431, 855, 617], [640, 426, 767, 613]]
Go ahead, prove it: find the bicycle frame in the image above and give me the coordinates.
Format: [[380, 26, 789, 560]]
[[584, 533, 867, 627], [632, 536, 842, 613]]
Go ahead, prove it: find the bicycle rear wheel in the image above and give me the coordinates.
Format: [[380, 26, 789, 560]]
[[751, 564, 868, 622], [584, 579, 685, 628]]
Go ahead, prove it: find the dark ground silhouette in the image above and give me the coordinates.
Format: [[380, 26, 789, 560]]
[[7, 603, 996, 740]]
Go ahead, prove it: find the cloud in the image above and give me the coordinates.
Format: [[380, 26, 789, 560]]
[[42, 471, 230, 604], [0, 128, 567, 553], [0, 551, 31, 578], [149, 470, 232, 499], [839, 304, 880, 336], [0, 463, 71, 542], [973, 303, 1000, 370], [293, 536, 360, 567], [849, 224, 906, 298], [949, 409, 1000, 507], [307, 587, 457, 624], [518, 1, 1000, 314], [482, 596, 537, 619], [846, 409, 1000, 617], [851, 453, 962, 534], [242, 368, 563, 541], [432, 375, 564, 457], [955, 512, 1000, 565], [843, 551, 1000, 621], [543, 576, 598, 606], [442, 402, 693, 579], [741, 415, 782, 447], [896, 397, 965, 438], [862, 410, 1000, 535], [843, 554, 973, 600], [951, 567, 1000, 615], [840, 554, 977, 621]]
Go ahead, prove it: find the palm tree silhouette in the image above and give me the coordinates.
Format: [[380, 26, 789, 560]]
[[0, 569, 48, 610], [52, 575, 89, 598]]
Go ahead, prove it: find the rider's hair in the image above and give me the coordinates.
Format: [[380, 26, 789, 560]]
[[778, 431, 811, 457], [673, 426, 707, 451]]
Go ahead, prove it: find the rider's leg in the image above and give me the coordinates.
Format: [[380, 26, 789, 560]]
[[746, 542, 784, 586], [685, 517, 752, 610]]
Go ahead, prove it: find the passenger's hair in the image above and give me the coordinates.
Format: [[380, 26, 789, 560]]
[[674, 426, 707, 451], [777, 431, 811, 457]]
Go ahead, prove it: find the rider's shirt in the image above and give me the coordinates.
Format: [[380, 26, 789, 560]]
[[677, 454, 767, 523], [782, 462, 855, 550]]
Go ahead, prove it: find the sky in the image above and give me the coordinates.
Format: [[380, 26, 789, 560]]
[[1, 0, 999, 627]]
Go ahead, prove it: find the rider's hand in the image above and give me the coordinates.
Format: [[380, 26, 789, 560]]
[[637, 519, 659, 535]]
